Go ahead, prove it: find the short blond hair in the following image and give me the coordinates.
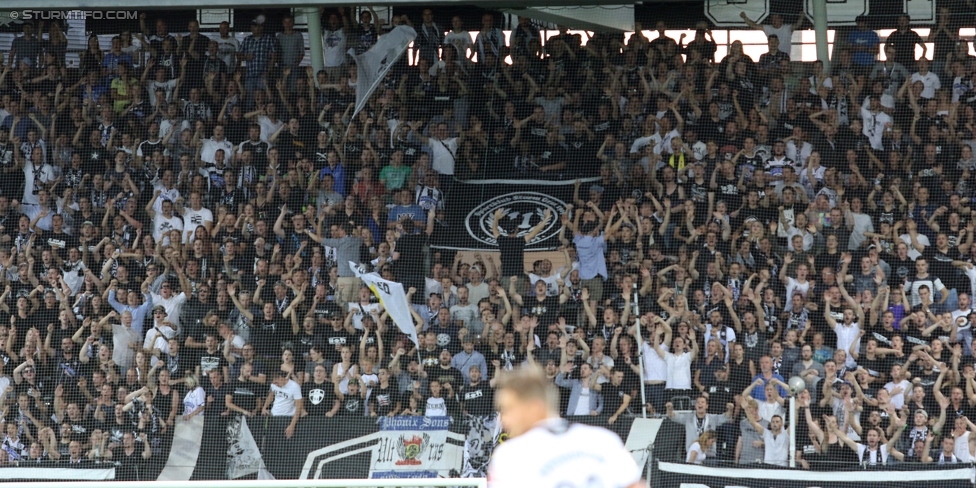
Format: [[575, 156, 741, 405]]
[[495, 365, 559, 416]]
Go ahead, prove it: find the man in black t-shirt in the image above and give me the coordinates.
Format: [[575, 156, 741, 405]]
[[596, 368, 632, 425], [302, 364, 339, 417], [204, 370, 230, 418], [39, 214, 78, 260], [197, 334, 229, 383], [228, 362, 266, 416], [369, 367, 400, 417], [322, 314, 353, 364], [459, 365, 494, 416], [494, 206, 553, 293], [393, 219, 429, 305], [432, 350, 465, 393], [336, 378, 365, 416], [160, 338, 193, 384]]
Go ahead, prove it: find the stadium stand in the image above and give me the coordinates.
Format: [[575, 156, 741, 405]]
[[0, 4, 973, 485]]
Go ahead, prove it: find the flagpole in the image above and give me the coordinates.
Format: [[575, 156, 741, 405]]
[[632, 280, 647, 419]]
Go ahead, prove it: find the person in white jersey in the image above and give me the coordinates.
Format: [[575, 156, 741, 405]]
[[948, 416, 975, 463], [488, 366, 641, 488], [637, 313, 668, 415]]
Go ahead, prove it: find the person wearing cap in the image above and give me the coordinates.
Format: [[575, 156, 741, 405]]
[[237, 16, 278, 99], [149, 274, 188, 332], [11, 22, 40, 69], [146, 305, 180, 344], [334, 376, 365, 416], [318, 302, 353, 362], [848, 16, 880, 71], [897, 399, 948, 457]]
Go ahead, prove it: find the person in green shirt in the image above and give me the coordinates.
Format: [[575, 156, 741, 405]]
[[379, 150, 411, 192]]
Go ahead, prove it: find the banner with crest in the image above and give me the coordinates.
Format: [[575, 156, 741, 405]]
[[368, 416, 459, 479], [436, 177, 599, 251]]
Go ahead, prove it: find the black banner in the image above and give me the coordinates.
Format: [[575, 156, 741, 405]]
[[654, 461, 974, 488], [438, 177, 599, 251], [248, 414, 633, 480]]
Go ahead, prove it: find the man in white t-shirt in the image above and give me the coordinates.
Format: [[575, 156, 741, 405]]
[[884, 363, 911, 410], [22, 150, 55, 206], [147, 192, 184, 244], [199, 124, 235, 165], [409, 121, 462, 177], [911, 58, 941, 99], [322, 11, 347, 79], [489, 366, 641, 488], [652, 319, 697, 392], [254, 104, 284, 143], [179, 191, 213, 243], [861, 95, 893, 151], [905, 258, 946, 307], [444, 16, 472, 60], [215, 21, 240, 74], [898, 220, 930, 261], [740, 12, 803, 56], [952, 275, 976, 355], [151, 170, 181, 213], [528, 259, 564, 297], [262, 370, 303, 438], [150, 280, 188, 331], [744, 410, 789, 466], [641, 315, 669, 415], [825, 282, 863, 370]]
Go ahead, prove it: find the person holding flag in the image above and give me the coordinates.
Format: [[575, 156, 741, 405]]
[[351, 260, 421, 350]]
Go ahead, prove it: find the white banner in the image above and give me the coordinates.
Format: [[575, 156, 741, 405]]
[[0, 466, 115, 480], [157, 414, 203, 481], [369, 416, 458, 479], [351, 261, 419, 346], [226, 413, 274, 480], [349, 25, 417, 119]]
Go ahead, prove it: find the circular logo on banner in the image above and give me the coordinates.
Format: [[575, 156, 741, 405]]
[[465, 192, 567, 248]]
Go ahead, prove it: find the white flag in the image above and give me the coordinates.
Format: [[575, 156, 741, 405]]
[[350, 261, 419, 346], [349, 25, 417, 119]]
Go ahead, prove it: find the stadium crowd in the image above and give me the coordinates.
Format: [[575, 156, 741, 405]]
[[0, 3, 972, 480]]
